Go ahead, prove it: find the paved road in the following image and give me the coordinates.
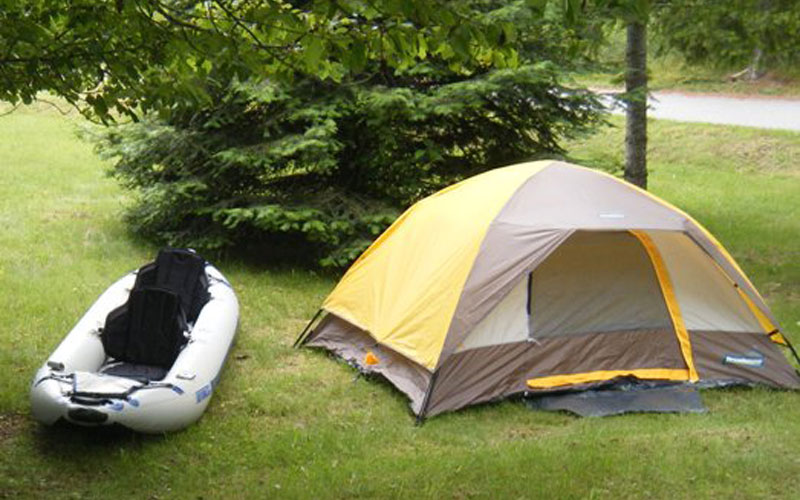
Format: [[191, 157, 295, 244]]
[[601, 91, 800, 131]]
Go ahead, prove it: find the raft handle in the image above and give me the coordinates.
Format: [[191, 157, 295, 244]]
[[47, 361, 65, 372]]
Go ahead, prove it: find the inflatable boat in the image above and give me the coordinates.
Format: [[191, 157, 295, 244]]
[[30, 248, 239, 433]]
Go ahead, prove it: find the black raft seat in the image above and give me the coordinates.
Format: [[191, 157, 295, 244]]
[[100, 248, 210, 378], [100, 362, 170, 383]]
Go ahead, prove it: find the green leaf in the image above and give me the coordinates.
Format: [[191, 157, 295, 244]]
[[304, 37, 326, 70]]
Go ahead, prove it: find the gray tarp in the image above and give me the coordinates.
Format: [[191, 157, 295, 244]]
[[526, 383, 707, 417]]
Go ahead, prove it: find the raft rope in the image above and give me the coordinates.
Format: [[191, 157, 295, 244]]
[[35, 373, 184, 401]]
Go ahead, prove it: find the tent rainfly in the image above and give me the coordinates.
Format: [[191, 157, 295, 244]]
[[297, 161, 800, 420]]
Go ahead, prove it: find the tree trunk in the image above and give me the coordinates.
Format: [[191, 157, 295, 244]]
[[624, 21, 647, 189]]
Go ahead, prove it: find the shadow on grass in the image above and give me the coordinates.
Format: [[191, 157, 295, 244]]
[[119, 223, 342, 280], [31, 418, 166, 460], [0, 412, 28, 444]]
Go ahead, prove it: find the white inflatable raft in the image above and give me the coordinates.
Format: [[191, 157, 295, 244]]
[[30, 249, 239, 433]]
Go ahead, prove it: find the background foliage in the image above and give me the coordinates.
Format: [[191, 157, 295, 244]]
[[653, 0, 800, 71], [99, 1, 603, 267], [0, 0, 521, 120]]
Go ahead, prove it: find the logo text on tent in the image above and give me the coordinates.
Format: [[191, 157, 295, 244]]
[[722, 352, 765, 368]]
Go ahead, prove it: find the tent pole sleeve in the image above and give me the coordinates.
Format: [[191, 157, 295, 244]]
[[293, 308, 323, 348], [415, 369, 441, 425], [630, 231, 699, 382]]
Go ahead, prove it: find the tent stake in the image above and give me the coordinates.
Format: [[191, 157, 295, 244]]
[[293, 308, 322, 348]]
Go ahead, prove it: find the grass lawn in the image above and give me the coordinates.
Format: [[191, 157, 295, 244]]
[[572, 55, 800, 97], [569, 29, 800, 97], [1, 105, 799, 499]]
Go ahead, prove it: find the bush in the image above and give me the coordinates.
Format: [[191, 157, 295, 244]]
[[98, 4, 604, 268]]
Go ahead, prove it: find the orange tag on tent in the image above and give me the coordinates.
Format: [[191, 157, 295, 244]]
[[365, 351, 380, 365]]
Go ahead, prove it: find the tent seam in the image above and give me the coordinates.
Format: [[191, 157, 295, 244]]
[[434, 161, 562, 370]]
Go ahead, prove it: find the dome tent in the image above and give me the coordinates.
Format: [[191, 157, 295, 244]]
[[297, 160, 800, 419]]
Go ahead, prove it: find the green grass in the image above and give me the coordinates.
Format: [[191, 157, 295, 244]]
[[569, 29, 800, 97], [572, 55, 800, 97], [1, 106, 799, 499]]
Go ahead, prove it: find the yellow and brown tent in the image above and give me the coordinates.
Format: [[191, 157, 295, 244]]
[[298, 160, 800, 418]]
